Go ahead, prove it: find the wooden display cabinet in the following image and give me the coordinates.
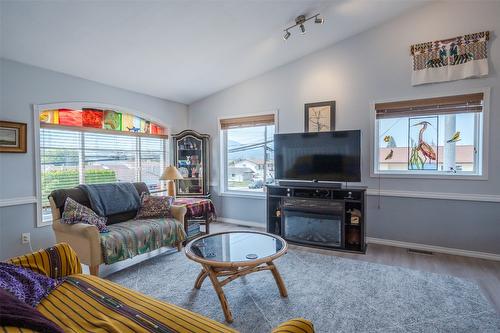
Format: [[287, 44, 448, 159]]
[[172, 130, 210, 197]]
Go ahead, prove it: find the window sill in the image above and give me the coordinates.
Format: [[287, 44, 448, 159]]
[[39, 219, 53, 227], [370, 171, 488, 181], [219, 191, 266, 199]]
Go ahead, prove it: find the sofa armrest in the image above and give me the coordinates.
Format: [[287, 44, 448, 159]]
[[52, 219, 102, 267], [272, 318, 314, 333], [170, 205, 187, 224], [52, 218, 100, 239], [7, 243, 82, 278]]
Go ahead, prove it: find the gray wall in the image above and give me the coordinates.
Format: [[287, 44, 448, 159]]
[[189, 1, 500, 254], [0, 59, 188, 260]]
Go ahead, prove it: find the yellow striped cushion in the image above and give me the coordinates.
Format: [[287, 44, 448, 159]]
[[272, 318, 315, 333], [1, 328, 37, 333], [36, 274, 238, 333], [5, 244, 314, 333], [7, 243, 82, 279]]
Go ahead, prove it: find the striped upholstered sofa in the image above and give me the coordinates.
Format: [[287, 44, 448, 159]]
[[3, 243, 314, 333]]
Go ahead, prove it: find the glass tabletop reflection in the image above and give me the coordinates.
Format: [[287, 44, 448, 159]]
[[188, 232, 285, 263]]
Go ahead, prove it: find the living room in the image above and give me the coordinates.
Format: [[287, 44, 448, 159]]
[[1, 1, 499, 332]]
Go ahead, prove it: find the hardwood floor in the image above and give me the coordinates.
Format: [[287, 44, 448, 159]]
[[210, 221, 500, 314]]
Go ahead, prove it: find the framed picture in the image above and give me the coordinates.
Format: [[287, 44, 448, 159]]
[[0, 121, 27, 153], [304, 101, 336, 132]]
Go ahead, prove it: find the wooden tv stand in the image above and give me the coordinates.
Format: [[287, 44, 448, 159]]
[[266, 184, 367, 253]]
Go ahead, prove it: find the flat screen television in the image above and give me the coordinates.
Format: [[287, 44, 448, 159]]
[[274, 130, 361, 182]]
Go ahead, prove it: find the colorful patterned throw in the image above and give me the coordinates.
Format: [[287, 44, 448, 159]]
[[0, 262, 62, 307], [173, 197, 216, 220], [410, 31, 489, 85], [100, 217, 186, 264]]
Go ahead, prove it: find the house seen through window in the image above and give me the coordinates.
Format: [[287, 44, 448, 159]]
[[374, 92, 485, 176], [220, 114, 275, 193]]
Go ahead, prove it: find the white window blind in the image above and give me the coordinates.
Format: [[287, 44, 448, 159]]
[[375, 93, 484, 119], [83, 132, 138, 184], [220, 114, 275, 130], [40, 128, 167, 212], [139, 137, 167, 192], [40, 129, 82, 207]]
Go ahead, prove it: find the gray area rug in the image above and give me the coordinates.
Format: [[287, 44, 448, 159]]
[[108, 247, 500, 333]]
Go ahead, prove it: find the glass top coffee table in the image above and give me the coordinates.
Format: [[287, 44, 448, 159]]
[[185, 231, 288, 323]]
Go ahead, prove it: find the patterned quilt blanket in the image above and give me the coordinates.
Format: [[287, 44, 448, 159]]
[[173, 198, 216, 220], [100, 218, 186, 265]]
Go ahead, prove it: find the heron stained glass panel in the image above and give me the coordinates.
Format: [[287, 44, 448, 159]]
[[408, 116, 438, 170]]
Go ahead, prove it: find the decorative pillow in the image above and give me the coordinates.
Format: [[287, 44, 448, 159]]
[[0, 262, 61, 307], [135, 193, 174, 219], [0, 288, 65, 333], [61, 197, 109, 233]]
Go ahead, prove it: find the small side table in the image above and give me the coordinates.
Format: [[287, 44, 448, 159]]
[[173, 197, 216, 241]]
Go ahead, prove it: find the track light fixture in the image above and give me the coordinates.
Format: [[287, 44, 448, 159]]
[[315, 17, 324, 24], [283, 13, 324, 40], [300, 24, 305, 34]]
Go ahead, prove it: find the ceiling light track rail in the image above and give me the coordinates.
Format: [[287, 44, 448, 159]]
[[283, 13, 324, 40]]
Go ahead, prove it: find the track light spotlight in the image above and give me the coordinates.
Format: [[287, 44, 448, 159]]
[[283, 13, 323, 40], [314, 16, 324, 24]]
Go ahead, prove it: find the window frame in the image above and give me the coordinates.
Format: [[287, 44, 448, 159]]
[[370, 88, 490, 180], [218, 110, 278, 198], [33, 102, 170, 227]]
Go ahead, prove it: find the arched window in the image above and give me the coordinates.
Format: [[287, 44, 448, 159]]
[[34, 103, 169, 226]]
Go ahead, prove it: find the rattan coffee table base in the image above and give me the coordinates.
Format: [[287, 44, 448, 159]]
[[185, 231, 288, 323], [194, 261, 288, 323]]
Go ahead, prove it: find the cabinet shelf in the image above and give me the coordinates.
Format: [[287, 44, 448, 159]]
[[178, 162, 201, 166]]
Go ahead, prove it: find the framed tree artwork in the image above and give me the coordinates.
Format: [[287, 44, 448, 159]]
[[0, 121, 27, 153], [304, 101, 336, 132]]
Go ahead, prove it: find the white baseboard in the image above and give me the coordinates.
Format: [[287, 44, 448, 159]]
[[367, 237, 500, 261], [217, 217, 500, 261], [216, 217, 265, 229], [216, 218, 500, 261]]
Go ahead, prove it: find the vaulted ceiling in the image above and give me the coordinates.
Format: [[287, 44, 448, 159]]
[[0, 0, 427, 104]]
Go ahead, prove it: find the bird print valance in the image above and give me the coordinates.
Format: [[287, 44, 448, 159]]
[[410, 31, 489, 85]]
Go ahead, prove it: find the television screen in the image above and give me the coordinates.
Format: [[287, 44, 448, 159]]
[[274, 130, 361, 182]]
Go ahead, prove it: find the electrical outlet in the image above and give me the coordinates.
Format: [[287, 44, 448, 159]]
[[21, 233, 31, 244]]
